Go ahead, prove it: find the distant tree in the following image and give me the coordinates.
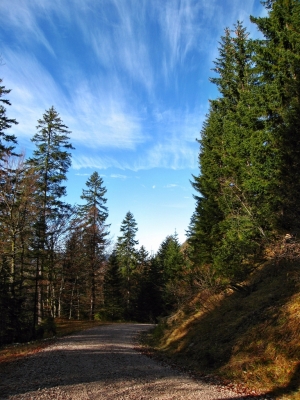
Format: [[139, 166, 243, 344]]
[[79, 172, 110, 320], [0, 78, 18, 160], [116, 211, 139, 319], [103, 250, 124, 320], [155, 232, 185, 311], [135, 246, 164, 322], [116, 211, 139, 274]]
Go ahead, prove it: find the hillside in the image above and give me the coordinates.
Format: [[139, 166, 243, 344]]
[[147, 258, 300, 399]]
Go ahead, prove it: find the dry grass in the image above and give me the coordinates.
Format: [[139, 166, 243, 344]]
[[0, 319, 104, 365], [148, 260, 300, 399]]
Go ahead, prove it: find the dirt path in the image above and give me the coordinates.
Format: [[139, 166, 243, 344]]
[[0, 323, 256, 399]]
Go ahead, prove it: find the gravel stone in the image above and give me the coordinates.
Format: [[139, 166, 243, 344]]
[[0, 323, 262, 399]]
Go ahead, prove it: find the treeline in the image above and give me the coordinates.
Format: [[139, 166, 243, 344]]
[[0, 90, 188, 343], [188, 0, 300, 282]]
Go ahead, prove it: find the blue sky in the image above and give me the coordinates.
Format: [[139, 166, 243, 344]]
[[0, 0, 266, 253]]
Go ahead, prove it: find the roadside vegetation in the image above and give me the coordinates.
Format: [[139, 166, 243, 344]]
[[145, 257, 300, 398]]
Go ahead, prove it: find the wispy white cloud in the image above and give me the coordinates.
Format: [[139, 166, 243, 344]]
[[2, 49, 146, 152], [110, 174, 127, 179], [166, 184, 179, 188], [0, 0, 265, 174], [76, 0, 154, 95], [0, 1, 55, 56], [72, 155, 129, 170]]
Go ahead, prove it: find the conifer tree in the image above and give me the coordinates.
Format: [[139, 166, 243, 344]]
[[28, 106, 74, 218], [251, 0, 300, 234], [79, 172, 110, 320], [103, 250, 123, 320], [28, 106, 74, 328], [155, 233, 185, 311], [190, 5, 300, 281], [116, 211, 139, 275], [0, 78, 18, 160], [116, 211, 139, 318], [189, 23, 260, 279], [188, 106, 224, 267], [210, 22, 266, 278]]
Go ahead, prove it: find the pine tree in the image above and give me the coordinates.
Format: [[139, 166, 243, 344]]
[[28, 106, 74, 218], [79, 172, 110, 320], [188, 2, 300, 285], [27, 106, 74, 329], [116, 211, 139, 319], [103, 250, 124, 320], [155, 233, 185, 311], [116, 211, 139, 274], [212, 23, 268, 278], [0, 78, 18, 160], [251, 0, 300, 234], [189, 23, 260, 279]]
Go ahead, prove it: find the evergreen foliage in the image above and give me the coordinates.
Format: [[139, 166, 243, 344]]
[[115, 211, 139, 319], [251, 0, 300, 233], [0, 78, 18, 159], [27, 106, 74, 329], [155, 233, 185, 312], [189, 1, 300, 281], [79, 172, 110, 320], [103, 250, 124, 320], [28, 106, 74, 216]]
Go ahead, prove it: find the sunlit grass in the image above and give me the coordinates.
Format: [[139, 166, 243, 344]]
[[146, 260, 300, 398]]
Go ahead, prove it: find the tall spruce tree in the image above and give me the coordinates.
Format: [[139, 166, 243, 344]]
[[79, 172, 110, 320], [28, 106, 74, 328], [189, 22, 270, 280], [28, 106, 74, 218], [251, 0, 300, 234], [210, 22, 267, 278]]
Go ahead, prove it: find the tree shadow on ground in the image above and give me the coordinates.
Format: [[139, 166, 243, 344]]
[[265, 362, 300, 399]]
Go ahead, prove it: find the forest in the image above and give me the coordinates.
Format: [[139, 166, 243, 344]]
[[0, 0, 300, 347]]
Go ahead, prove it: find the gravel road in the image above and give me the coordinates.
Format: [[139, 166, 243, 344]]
[[0, 323, 259, 399]]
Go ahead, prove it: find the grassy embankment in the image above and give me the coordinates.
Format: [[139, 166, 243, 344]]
[[146, 259, 300, 399], [0, 319, 104, 365]]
